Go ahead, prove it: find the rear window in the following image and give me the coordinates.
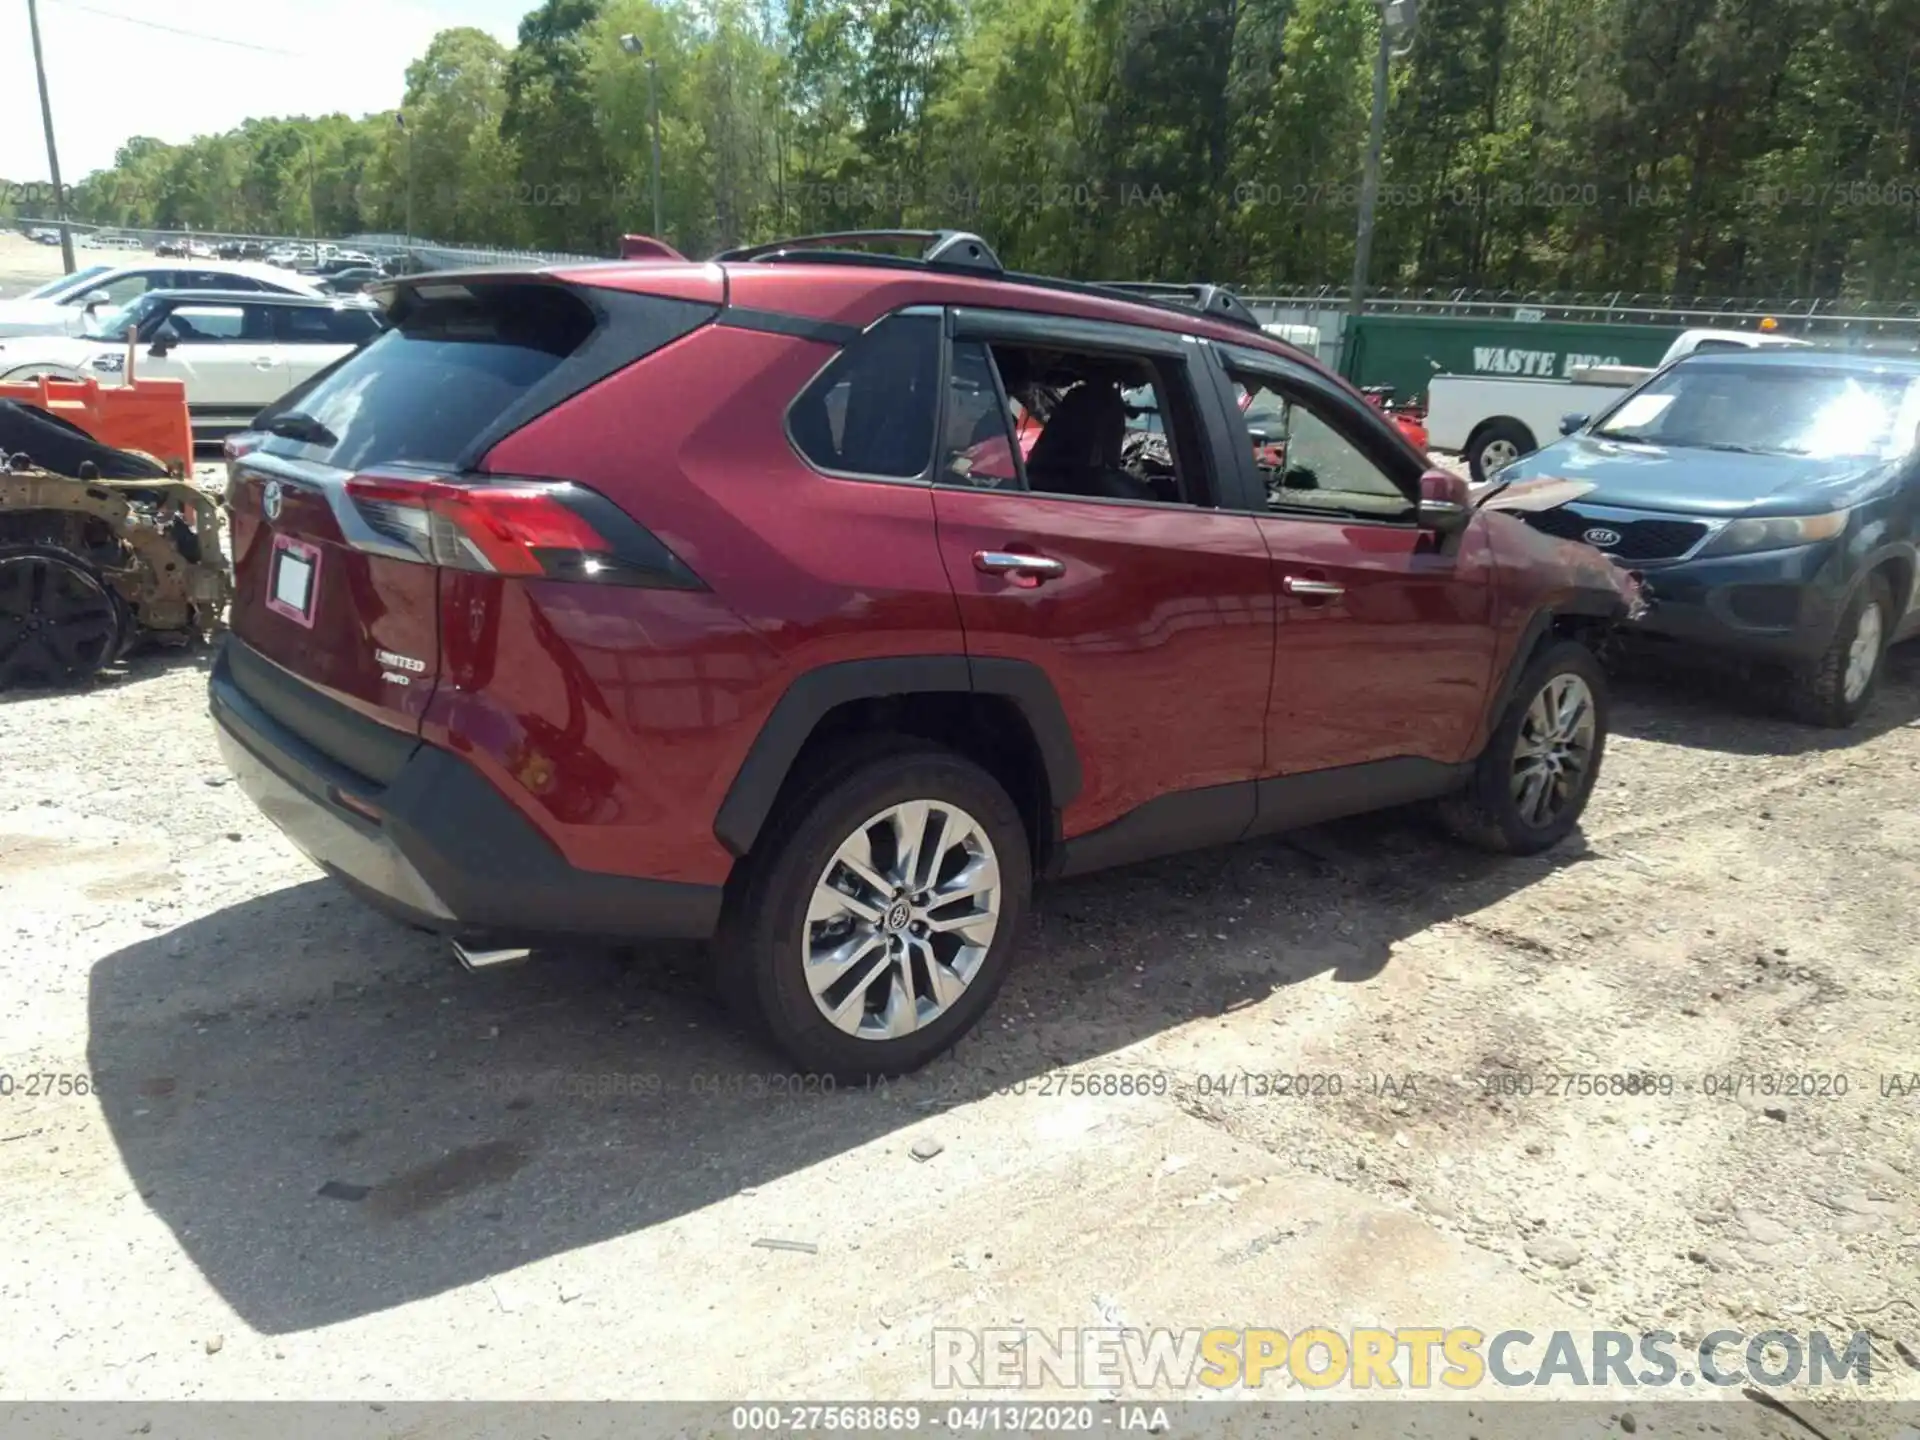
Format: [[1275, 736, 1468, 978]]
[[257, 283, 598, 470]]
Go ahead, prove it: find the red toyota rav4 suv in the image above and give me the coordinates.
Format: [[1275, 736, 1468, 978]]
[[211, 231, 1638, 1078]]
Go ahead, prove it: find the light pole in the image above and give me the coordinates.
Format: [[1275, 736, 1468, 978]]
[[1339, 0, 1418, 377], [618, 34, 664, 238], [395, 112, 414, 255], [26, 0, 76, 274], [298, 135, 316, 243]]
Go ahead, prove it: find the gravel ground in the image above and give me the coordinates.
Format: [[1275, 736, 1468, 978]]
[[3, 627, 1919, 1417]]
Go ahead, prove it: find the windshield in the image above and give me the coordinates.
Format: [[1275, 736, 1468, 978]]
[[1592, 363, 1920, 461], [22, 265, 112, 302], [80, 293, 163, 342]]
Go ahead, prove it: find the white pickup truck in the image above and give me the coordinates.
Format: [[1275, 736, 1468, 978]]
[[1426, 328, 1811, 481]]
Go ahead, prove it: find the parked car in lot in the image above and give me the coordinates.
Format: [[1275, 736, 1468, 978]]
[[312, 266, 384, 295], [0, 261, 322, 338], [1429, 328, 1813, 483], [0, 290, 383, 440], [1498, 350, 1920, 726], [210, 230, 1640, 1077]]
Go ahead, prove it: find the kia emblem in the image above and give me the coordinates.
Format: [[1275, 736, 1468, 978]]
[[1583, 526, 1622, 548], [263, 479, 283, 522]]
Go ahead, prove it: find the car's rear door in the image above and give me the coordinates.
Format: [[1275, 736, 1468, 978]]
[[1216, 344, 1499, 775], [274, 303, 377, 388], [928, 308, 1275, 866], [148, 302, 290, 430]]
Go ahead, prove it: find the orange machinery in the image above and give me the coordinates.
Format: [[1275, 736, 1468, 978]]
[[0, 372, 194, 476]]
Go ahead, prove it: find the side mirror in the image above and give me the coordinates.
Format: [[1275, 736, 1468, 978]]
[[1418, 468, 1472, 534], [80, 289, 111, 310], [148, 327, 178, 357], [1560, 413, 1590, 436]]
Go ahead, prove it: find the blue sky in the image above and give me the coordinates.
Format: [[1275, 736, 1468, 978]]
[[2, 0, 532, 182]]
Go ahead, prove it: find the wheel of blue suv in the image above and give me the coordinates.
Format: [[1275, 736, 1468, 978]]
[[1439, 640, 1609, 855], [1786, 572, 1893, 729], [714, 740, 1032, 1080]]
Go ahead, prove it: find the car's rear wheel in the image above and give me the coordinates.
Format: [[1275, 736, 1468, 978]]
[[1786, 572, 1892, 728], [716, 741, 1031, 1079], [1467, 418, 1536, 484], [1441, 640, 1608, 854]]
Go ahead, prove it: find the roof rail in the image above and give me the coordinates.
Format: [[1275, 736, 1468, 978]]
[[1090, 281, 1263, 332], [714, 229, 1004, 275], [712, 231, 1267, 335]]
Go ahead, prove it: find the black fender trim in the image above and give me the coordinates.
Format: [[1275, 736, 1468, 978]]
[[1480, 608, 1557, 748], [712, 655, 1083, 857]]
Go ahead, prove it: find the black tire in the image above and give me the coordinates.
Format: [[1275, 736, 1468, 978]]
[[1467, 418, 1537, 485], [1441, 640, 1609, 854], [1786, 572, 1893, 729], [714, 739, 1032, 1080], [0, 544, 129, 690]]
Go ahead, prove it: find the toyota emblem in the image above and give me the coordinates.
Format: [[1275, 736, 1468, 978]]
[[1583, 526, 1622, 548], [263, 479, 283, 522]]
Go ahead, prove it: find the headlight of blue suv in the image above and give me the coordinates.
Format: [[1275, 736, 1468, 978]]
[[1700, 509, 1849, 557]]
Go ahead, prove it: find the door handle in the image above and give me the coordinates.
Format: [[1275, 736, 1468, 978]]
[[1282, 576, 1345, 598], [974, 549, 1066, 583], [252, 356, 277, 368]]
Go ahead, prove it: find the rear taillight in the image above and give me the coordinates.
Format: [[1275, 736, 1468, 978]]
[[342, 472, 702, 589]]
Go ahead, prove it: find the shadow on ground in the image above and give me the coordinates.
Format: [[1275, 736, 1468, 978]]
[[86, 802, 1565, 1334], [1606, 635, 1920, 756], [0, 640, 214, 707]]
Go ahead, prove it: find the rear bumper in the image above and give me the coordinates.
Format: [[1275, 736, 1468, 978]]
[[209, 639, 723, 943]]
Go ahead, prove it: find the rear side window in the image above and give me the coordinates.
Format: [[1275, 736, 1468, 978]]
[[277, 306, 380, 344], [257, 283, 601, 470], [788, 313, 941, 479]]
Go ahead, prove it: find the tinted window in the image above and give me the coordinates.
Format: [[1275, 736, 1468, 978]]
[[276, 306, 380, 344], [257, 282, 600, 470], [789, 313, 940, 479], [184, 271, 260, 291]]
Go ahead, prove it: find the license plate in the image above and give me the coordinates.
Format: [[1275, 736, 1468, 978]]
[[266, 533, 322, 627]]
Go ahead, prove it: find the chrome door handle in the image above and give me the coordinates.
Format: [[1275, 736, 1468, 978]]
[[974, 550, 1066, 581], [1283, 576, 1345, 598], [252, 356, 277, 368]]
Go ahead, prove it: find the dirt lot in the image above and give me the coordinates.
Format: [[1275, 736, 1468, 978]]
[[2, 619, 1919, 1421]]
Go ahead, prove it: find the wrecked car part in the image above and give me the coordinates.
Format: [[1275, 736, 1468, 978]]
[[0, 456, 232, 688]]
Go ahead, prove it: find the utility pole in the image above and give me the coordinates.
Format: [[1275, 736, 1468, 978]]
[[1338, 0, 1418, 378], [26, 0, 76, 274], [619, 35, 665, 238], [395, 113, 415, 255], [300, 135, 316, 243]]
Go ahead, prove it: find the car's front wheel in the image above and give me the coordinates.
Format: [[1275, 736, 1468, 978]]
[[1787, 572, 1893, 728], [1442, 640, 1608, 854], [716, 742, 1031, 1079]]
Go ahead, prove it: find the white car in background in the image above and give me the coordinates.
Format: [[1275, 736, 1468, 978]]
[[0, 260, 322, 339], [0, 289, 384, 439]]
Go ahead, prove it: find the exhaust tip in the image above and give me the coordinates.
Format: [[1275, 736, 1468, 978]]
[[452, 941, 534, 971]]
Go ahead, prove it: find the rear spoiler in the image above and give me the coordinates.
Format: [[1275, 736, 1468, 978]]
[[619, 235, 686, 261]]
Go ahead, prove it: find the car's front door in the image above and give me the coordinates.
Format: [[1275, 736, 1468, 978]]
[[929, 309, 1276, 869], [1217, 346, 1499, 778]]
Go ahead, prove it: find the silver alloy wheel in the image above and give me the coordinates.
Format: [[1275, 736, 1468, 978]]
[[1480, 438, 1521, 475], [1844, 598, 1885, 704], [1510, 673, 1597, 827], [803, 800, 1001, 1041]]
